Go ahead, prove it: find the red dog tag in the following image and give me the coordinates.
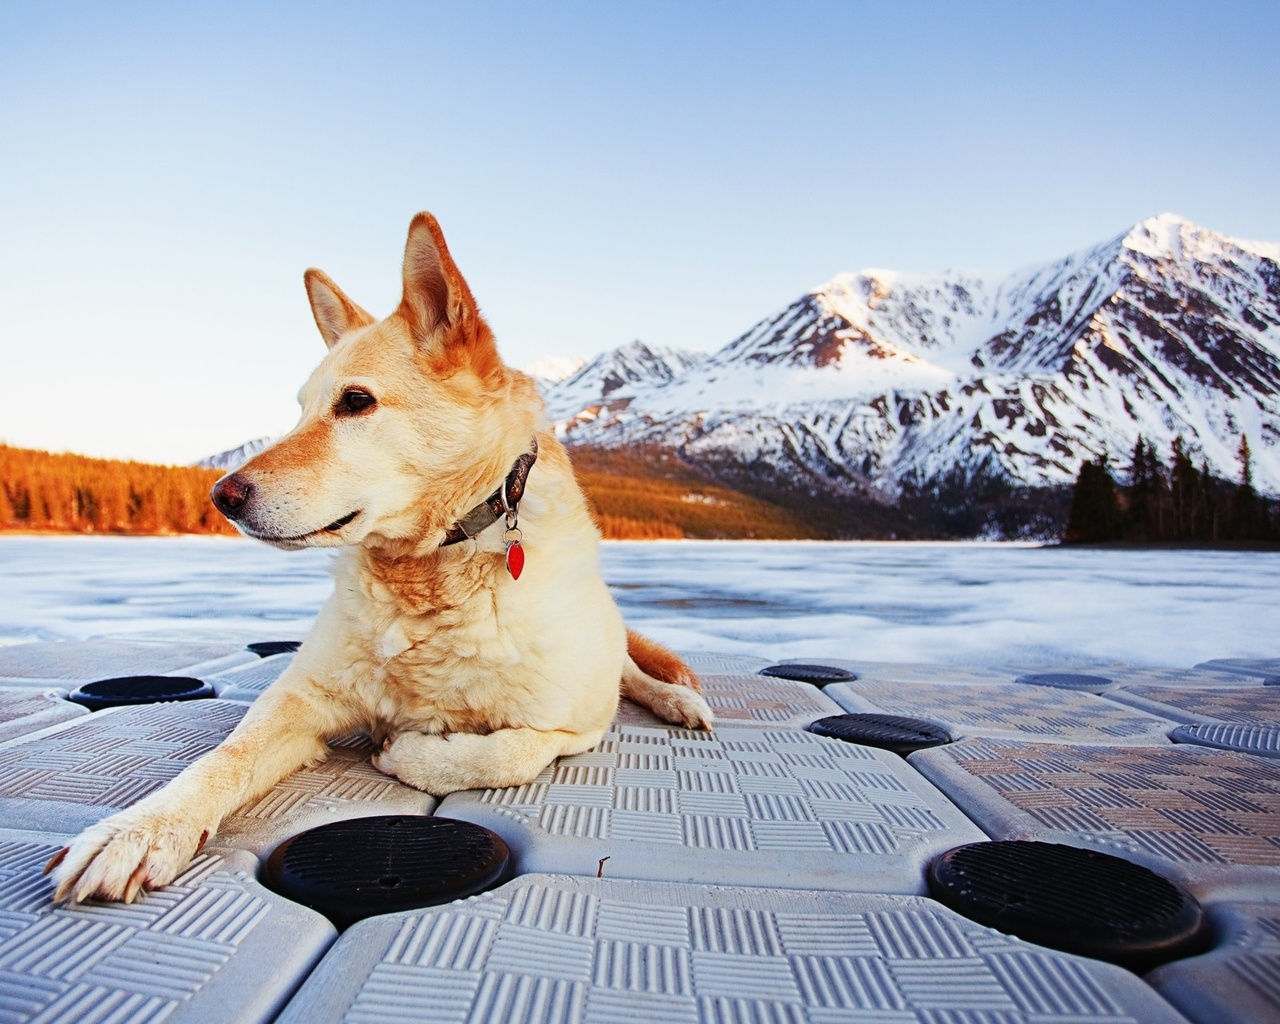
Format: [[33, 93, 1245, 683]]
[[505, 539, 525, 580]]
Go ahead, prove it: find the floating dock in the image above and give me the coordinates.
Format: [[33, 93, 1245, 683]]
[[0, 639, 1277, 1023]]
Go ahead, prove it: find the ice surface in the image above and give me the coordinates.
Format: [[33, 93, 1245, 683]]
[[0, 536, 1277, 669], [0, 535, 329, 644]]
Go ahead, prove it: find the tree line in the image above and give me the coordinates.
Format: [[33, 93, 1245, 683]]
[[0, 443, 797, 541], [0, 445, 237, 536], [1065, 435, 1275, 544]]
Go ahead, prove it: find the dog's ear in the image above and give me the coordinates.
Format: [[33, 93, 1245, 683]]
[[304, 269, 375, 349], [399, 212, 478, 339]]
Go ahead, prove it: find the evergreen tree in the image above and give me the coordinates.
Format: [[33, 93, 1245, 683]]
[[1124, 436, 1160, 540], [1065, 457, 1122, 543], [1230, 435, 1261, 540], [1169, 438, 1204, 540], [1197, 460, 1217, 541]]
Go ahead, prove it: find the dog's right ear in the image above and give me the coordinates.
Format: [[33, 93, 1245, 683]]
[[304, 268, 375, 349], [399, 212, 479, 340]]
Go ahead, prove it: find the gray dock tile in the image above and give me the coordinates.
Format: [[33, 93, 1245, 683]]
[[206, 653, 295, 702], [1106, 686, 1280, 728], [825, 679, 1175, 745], [439, 724, 986, 895], [1103, 665, 1265, 688], [682, 652, 772, 675], [0, 702, 434, 858], [215, 734, 437, 857], [0, 827, 334, 1024], [615, 673, 843, 730], [1147, 901, 1280, 1024], [1195, 658, 1280, 680], [0, 640, 256, 689], [274, 873, 1190, 1024], [911, 738, 1280, 902], [0, 700, 249, 833], [0, 688, 88, 744]]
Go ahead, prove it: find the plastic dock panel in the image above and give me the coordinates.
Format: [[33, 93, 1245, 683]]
[[826, 678, 1175, 745], [0, 687, 87, 744], [911, 737, 1280, 902], [438, 724, 986, 894], [0, 640, 256, 688], [274, 874, 1191, 1024], [0, 827, 335, 1024], [1147, 901, 1280, 1024]]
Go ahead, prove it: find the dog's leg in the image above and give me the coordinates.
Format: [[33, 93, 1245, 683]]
[[373, 725, 607, 796], [48, 682, 352, 903], [622, 630, 713, 729]]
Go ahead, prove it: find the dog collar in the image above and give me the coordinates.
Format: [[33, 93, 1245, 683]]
[[440, 438, 539, 551]]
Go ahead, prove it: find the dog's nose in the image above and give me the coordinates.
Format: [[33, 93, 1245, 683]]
[[211, 474, 253, 518]]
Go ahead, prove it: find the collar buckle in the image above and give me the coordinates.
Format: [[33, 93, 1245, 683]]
[[440, 438, 538, 548]]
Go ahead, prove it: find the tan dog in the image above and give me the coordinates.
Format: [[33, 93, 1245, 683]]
[[48, 212, 712, 904]]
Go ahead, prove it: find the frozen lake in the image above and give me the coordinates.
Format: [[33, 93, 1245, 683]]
[[1, 535, 1277, 669]]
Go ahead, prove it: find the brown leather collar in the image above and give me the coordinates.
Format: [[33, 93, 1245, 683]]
[[440, 438, 539, 547]]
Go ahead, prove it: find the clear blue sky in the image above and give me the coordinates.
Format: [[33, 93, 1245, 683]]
[[3, 1, 1278, 464]]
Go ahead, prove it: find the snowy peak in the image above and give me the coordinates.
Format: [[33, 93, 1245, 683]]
[[1124, 212, 1196, 260], [522, 354, 586, 384], [815, 269, 996, 360], [568, 339, 703, 392], [542, 340, 704, 420], [1120, 213, 1280, 264], [704, 269, 998, 391], [709, 293, 887, 369], [196, 437, 275, 471]]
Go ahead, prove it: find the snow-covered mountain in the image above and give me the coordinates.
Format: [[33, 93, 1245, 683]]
[[197, 437, 275, 471], [522, 354, 586, 385], [546, 340, 706, 421], [545, 214, 1280, 498]]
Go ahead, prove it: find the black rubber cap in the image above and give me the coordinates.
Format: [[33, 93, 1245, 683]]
[[760, 663, 857, 686], [68, 675, 215, 711], [265, 815, 510, 927], [928, 841, 1206, 970], [1015, 672, 1113, 692], [247, 640, 302, 657], [1170, 722, 1280, 759], [807, 713, 952, 755]]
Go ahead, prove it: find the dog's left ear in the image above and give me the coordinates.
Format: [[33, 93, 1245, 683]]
[[399, 212, 479, 339], [304, 269, 375, 349]]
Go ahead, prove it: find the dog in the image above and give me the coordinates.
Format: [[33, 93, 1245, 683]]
[[48, 212, 713, 904]]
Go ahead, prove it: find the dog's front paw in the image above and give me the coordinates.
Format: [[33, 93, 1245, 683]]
[[373, 731, 460, 796], [46, 806, 210, 904], [673, 688, 714, 731], [648, 685, 714, 731]]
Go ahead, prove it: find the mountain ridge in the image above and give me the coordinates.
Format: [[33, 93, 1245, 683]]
[[544, 214, 1280, 507]]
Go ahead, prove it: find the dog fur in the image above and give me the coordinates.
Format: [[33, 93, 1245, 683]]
[[48, 212, 713, 904]]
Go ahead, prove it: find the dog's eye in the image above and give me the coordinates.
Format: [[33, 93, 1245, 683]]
[[337, 389, 377, 416]]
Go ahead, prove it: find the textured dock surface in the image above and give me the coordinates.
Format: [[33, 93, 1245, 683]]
[[0, 638, 1277, 1023]]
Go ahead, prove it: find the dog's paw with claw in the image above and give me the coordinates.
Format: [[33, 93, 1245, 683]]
[[45, 807, 210, 904], [662, 687, 714, 731]]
